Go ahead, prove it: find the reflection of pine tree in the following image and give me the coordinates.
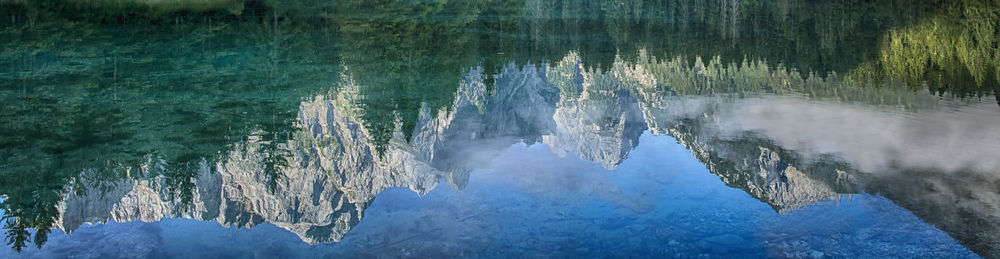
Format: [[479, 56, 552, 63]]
[[2, 218, 30, 253], [1, 0, 998, 253], [869, 2, 999, 98], [0, 6, 338, 251], [333, 0, 520, 152]]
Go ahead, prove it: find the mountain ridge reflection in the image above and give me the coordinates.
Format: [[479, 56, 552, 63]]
[[42, 52, 1000, 257], [1, 0, 998, 256]]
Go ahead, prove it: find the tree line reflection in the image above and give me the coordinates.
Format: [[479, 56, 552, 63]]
[[1, 0, 997, 254]]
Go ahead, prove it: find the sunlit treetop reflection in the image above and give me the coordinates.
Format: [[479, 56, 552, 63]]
[[0, 0, 998, 255]]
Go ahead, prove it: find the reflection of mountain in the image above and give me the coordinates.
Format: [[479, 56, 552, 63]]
[[48, 57, 649, 244], [686, 95, 1000, 257], [56, 90, 469, 244], [615, 56, 999, 257], [560, 53, 998, 256], [865, 170, 1000, 258], [14, 48, 998, 256], [3, 0, 997, 256], [543, 54, 647, 169], [0, 18, 343, 251], [44, 53, 875, 239], [664, 121, 854, 213]]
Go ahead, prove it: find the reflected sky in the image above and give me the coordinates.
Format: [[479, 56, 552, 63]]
[[0, 135, 979, 258]]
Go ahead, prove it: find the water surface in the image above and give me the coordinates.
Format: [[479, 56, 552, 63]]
[[1, 0, 998, 258]]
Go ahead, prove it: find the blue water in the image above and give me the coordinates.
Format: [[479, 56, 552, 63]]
[[2, 1, 998, 257], [2, 133, 975, 258]]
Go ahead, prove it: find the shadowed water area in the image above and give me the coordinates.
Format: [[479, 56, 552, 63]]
[[1, 0, 999, 258]]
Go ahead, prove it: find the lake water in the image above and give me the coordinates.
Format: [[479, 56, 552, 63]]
[[1, 1, 998, 258]]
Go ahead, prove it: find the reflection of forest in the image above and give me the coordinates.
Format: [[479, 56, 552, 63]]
[[327, 0, 999, 149], [4, 0, 996, 83], [1, 0, 998, 255], [8, 51, 997, 255]]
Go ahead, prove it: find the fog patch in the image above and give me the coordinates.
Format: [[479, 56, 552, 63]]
[[709, 97, 1000, 175]]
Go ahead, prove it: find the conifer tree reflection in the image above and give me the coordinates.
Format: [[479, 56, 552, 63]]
[[0, 0, 997, 253]]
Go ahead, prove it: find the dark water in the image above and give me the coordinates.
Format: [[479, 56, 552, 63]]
[[1, 0, 998, 258]]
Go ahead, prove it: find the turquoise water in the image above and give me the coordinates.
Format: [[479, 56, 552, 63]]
[[1, 0, 999, 258]]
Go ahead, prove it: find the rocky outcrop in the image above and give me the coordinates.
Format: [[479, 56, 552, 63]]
[[410, 65, 559, 178], [663, 120, 853, 213], [52, 57, 853, 242], [51, 59, 646, 244], [50, 53, 1000, 257], [543, 53, 646, 169], [55, 78, 467, 244]]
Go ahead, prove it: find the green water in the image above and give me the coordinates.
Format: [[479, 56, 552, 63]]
[[1, 0, 998, 257]]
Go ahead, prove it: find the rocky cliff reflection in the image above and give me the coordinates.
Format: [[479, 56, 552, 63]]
[[3, 0, 999, 257], [31, 51, 999, 257]]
